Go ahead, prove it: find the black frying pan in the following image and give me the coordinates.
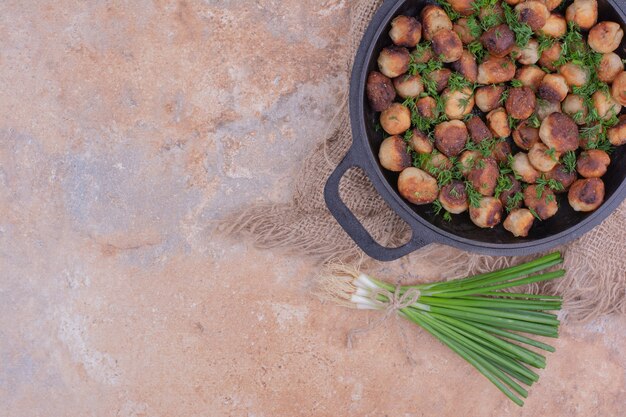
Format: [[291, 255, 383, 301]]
[[325, 0, 626, 261]]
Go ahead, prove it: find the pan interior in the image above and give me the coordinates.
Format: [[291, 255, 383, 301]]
[[362, 0, 626, 244]]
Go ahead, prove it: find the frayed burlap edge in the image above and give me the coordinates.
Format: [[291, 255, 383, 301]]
[[218, 0, 626, 322]]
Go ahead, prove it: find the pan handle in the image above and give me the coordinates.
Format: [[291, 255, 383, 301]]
[[324, 148, 431, 261]]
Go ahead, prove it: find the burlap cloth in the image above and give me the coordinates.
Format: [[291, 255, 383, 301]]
[[220, 0, 626, 322]]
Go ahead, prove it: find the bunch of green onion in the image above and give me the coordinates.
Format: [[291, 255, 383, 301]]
[[324, 252, 565, 406]]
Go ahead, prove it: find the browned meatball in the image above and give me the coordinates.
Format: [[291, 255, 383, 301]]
[[537, 74, 568, 103], [443, 87, 475, 120], [543, 0, 563, 11], [409, 129, 434, 154], [512, 152, 541, 183], [513, 39, 540, 65], [539, 13, 567, 38], [380, 103, 412, 135], [470, 197, 504, 228], [468, 157, 499, 196], [559, 63, 589, 88], [412, 44, 435, 64], [417, 96, 439, 119], [421, 5, 453, 41], [435, 120, 468, 157], [561, 94, 588, 125], [432, 29, 464, 63], [608, 115, 626, 146], [390, 15, 422, 47], [486, 107, 511, 138], [513, 120, 540, 150], [491, 141, 512, 164], [448, 0, 474, 16], [453, 18, 478, 44], [439, 181, 469, 214], [588, 22, 624, 53], [430, 68, 452, 93], [612, 71, 626, 106], [528, 142, 560, 172], [516, 1, 550, 31], [379, 135, 411, 171], [504, 209, 535, 237], [466, 116, 492, 144], [545, 164, 577, 192], [477, 56, 516, 84], [539, 113, 578, 152], [459, 150, 480, 176], [378, 46, 411, 78], [592, 90, 622, 120], [538, 42, 562, 71], [498, 175, 523, 209], [578, 124, 604, 150], [536, 98, 562, 120], [430, 152, 453, 170], [366, 72, 396, 112], [393, 74, 424, 98], [481, 24, 516, 57], [566, 0, 598, 30], [475, 85, 507, 113], [568, 178, 605, 211], [515, 65, 546, 91], [524, 185, 558, 220], [577, 149, 611, 178], [506, 87, 537, 120], [398, 167, 439, 205], [598, 53, 624, 83], [453, 51, 478, 82]]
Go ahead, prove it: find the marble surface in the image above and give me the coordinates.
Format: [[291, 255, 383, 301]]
[[1, 1, 624, 416]]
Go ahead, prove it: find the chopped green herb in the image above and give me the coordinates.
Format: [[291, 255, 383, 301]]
[[499, 88, 510, 104], [432, 199, 453, 222], [466, 15, 483, 38], [536, 176, 564, 199], [545, 147, 557, 162], [468, 41, 487, 62], [571, 110, 585, 124], [527, 114, 541, 128], [448, 72, 473, 92], [403, 128, 414, 142], [506, 191, 524, 213], [471, 0, 498, 13], [502, 3, 533, 47], [562, 151, 577, 173], [495, 174, 513, 199], [510, 79, 523, 88], [536, 34, 555, 54], [436, 0, 461, 21], [480, 12, 502, 31], [528, 207, 542, 221], [465, 181, 483, 208]]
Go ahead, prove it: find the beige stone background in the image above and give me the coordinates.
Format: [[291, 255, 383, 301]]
[[1, 1, 624, 416]]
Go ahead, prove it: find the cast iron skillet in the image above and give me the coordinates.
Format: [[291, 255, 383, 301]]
[[325, 0, 626, 261]]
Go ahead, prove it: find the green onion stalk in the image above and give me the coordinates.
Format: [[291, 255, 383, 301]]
[[319, 252, 565, 407]]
